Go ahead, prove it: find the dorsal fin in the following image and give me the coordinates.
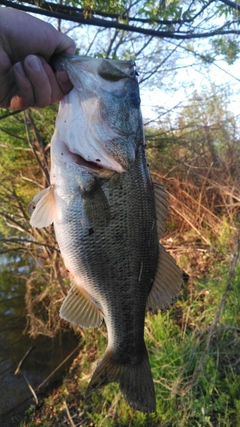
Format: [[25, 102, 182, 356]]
[[60, 283, 103, 328], [29, 185, 56, 229], [153, 183, 169, 239], [147, 244, 181, 312]]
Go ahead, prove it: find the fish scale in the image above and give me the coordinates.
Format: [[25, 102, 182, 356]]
[[30, 54, 181, 413]]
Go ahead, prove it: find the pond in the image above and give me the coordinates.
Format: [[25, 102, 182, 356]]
[[0, 254, 79, 427]]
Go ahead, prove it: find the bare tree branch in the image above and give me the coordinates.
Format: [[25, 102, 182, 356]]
[[24, 110, 50, 186], [0, 110, 23, 121], [0, 238, 60, 253], [219, 0, 240, 11], [1, 0, 216, 26], [1, 0, 239, 40]]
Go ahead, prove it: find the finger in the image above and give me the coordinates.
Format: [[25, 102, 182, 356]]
[[55, 70, 73, 96], [23, 55, 52, 108], [40, 58, 72, 104], [11, 55, 52, 109], [10, 61, 35, 110], [0, 52, 16, 108], [54, 35, 76, 57], [10, 56, 73, 110], [0, 72, 15, 108], [1, 8, 76, 64]]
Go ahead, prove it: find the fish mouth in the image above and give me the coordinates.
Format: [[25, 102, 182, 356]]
[[57, 135, 119, 177], [53, 54, 138, 174], [52, 53, 136, 80], [73, 151, 118, 176]]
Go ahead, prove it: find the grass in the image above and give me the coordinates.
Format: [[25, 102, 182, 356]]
[[19, 237, 240, 427]]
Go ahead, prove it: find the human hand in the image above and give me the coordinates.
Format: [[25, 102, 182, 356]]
[[0, 7, 76, 109]]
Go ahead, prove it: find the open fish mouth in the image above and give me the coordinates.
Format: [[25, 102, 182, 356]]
[[51, 127, 120, 178], [53, 53, 136, 80], [63, 138, 118, 176], [52, 54, 139, 174], [55, 114, 127, 174]]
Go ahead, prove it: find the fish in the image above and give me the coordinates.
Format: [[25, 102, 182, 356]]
[[29, 54, 181, 413]]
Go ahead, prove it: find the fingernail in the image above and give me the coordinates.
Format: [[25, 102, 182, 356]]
[[27, 55, 41, 71], [14, 62, 26, 76]]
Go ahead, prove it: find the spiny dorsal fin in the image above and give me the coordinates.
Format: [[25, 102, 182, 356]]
[[153, 183, 169, 239], [147, 244, 181, 312], [29, 185, 56, 229], [60, 283, 103, 329]]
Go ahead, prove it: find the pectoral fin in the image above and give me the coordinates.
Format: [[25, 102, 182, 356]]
[[60, 283, 103, 328], [82, 181, 110, 227], [147, 244, 181, 312], [29, 185, 56, 229], [153, 183, 169, 239]]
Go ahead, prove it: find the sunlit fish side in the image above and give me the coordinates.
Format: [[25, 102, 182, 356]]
[[29, 54, 181, 413]]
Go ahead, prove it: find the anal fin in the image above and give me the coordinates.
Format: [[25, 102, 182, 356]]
[[147, 244, 182, 312], [60, 283, 103, 328]]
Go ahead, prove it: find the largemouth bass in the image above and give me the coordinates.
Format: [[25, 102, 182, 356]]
[[30, 54, 181, 413]]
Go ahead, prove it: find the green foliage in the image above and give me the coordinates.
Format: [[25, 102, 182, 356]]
[[0, 106, 57, 237], [146, 84, 240, 242], [217, 219, 233, 252], [69, 0, 127, 14], [216, 2, 239, 19], [21, 250, 240, 426], [212, 38, 240, 64]]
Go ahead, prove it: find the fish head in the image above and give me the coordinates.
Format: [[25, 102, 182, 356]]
[[52, 54, 143, 174]]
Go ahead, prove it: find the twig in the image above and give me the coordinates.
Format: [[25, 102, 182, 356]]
[[0, 143, 30, 150], [64, 400, 76, 427], [0, 238, 60, 253], [20, 172, 45, 188], [22, 374, 39, 406], [0, 109, 23, 120], [170, 204, 211, 245], [36, 343, 81, 390], [14, 346, 35, 375]]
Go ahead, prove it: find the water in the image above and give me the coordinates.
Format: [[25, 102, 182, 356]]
[[0, 255, 79, 427]]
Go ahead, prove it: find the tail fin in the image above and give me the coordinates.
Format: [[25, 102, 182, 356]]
[[85, 345, 156, 413]]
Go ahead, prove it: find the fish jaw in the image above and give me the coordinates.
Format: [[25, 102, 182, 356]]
[[52, 54, 142, 173], [55, 89, 126, 174], [53, 54, 136, 85], [50, 126, 117, 179]]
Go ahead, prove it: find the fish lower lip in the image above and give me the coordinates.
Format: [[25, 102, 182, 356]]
[[73, 152, 105, 171], [72, 151, 123, 174], [60, 139, 124, 173], [69, 147, 125, 173]]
